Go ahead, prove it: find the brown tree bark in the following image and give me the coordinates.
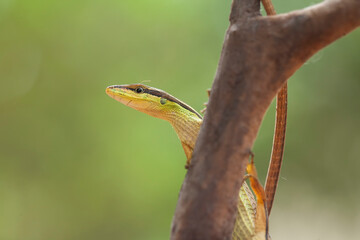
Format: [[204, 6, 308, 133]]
[[170, 0, 360, 239]]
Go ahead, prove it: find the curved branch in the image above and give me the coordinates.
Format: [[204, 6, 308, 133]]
[[265, 83, 287, 215], [266, 0, 360, 80], [260, 0, 288, 216], [171, 0, 360, 239]]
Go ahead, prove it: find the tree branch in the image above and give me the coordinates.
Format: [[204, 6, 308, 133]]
[[230, 0, 260, 22], [264, 0, 360, 80], [171, 0, 360, 239]]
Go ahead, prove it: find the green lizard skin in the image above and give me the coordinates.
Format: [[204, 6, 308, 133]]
[[106, 84, 268, 239]]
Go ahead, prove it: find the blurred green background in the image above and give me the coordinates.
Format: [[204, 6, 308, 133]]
[[1, 0, 359, 239]]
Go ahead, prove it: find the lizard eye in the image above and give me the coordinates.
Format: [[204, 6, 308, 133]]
[[135, 87, 144, 93], [160, 98, 167, 105]]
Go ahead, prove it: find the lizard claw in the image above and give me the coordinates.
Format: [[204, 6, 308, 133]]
[[200, 89, 211, 114]]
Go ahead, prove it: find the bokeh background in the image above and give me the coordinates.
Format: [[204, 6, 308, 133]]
[[1, 0, 359, 239]]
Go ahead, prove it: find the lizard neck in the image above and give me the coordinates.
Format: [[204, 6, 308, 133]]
[[166, 109, 202, 160]]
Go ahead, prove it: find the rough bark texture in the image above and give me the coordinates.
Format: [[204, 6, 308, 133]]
[[171, 0, 360, 239]]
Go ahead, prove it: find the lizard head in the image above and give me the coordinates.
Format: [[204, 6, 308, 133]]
[[106, 84, 202, 121]]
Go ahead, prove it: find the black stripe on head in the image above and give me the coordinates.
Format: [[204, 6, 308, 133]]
[[111, 84, 202, 119], [121, 84, 202, 119]]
